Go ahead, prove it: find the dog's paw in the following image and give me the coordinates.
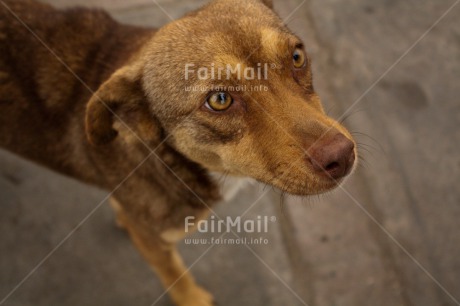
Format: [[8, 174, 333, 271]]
[[173, 285, 215, 306]]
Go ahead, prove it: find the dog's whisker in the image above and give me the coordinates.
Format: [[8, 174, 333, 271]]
[[356, 144, 374, 156], [339, 107, 368, 124], [356, 154, 371, 170], [351, 131, 385, 153], [325, 104, 336, 116]]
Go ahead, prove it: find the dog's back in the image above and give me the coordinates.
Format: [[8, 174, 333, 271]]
[[0, 0, 153, 182]]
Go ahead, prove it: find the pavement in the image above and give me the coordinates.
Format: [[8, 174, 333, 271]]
[[1, 0, 459, 306]]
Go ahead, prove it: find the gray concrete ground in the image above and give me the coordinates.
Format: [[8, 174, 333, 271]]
[[1, 0, 459, 305]]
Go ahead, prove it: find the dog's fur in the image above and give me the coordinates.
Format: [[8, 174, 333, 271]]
[[0, 0, 356, 305]]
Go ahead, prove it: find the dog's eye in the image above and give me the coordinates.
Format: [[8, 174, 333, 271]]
[[292, 48, 306, 68], [206, 92, 233, 111]]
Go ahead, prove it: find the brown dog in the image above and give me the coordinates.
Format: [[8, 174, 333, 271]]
[[0, 0, 356, 305]]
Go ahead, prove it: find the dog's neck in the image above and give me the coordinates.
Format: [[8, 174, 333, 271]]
[[210, 172, 256, 202]]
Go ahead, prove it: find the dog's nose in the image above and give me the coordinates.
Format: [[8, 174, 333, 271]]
[[308, 133, 355, 180]]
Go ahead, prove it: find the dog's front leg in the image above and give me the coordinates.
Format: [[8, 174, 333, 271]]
[[127, 222, 215, 306], [110, 199, 214, 306]]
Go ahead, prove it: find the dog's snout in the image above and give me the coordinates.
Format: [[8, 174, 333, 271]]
[[308, 133, 355, 180]]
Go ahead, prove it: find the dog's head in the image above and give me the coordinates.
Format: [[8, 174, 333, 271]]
[[86, 0, 357, 195]]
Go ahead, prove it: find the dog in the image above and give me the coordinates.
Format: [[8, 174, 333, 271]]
[[0, 0, 357, 305]]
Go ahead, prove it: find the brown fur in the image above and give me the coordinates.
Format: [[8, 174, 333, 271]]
[[0, 0, 356, 305]]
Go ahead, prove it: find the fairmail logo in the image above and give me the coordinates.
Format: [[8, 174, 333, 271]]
[[184, 63, 271, 81], [184, 215, 276, 233]]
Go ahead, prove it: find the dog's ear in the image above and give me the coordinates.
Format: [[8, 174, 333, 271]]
[[85, 65, 158, 146], [259, 0, 274, 9]]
